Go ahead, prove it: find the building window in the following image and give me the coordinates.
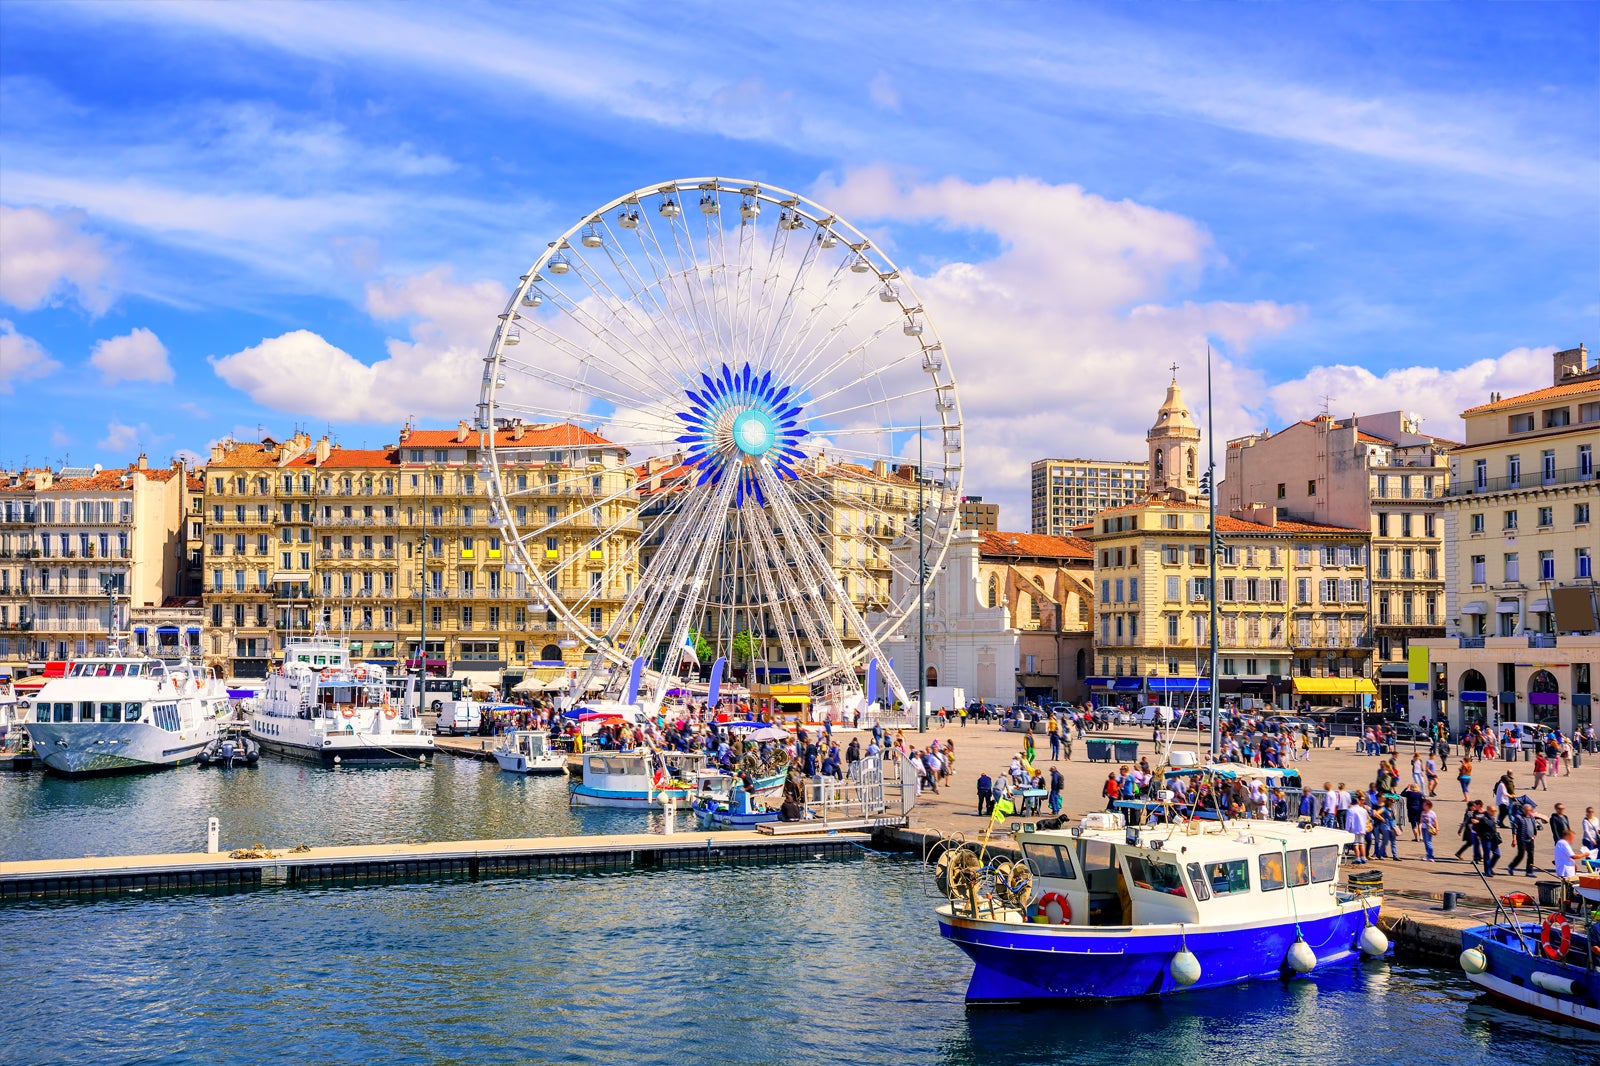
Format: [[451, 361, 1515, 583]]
[[1504, 510, 1518, 531], [1471, 555, 1486, 584], [1578, 548, 1592, 580], [1578, 503, 1592, 525], [1504, 553, 1519, 583], [1474, 459, 1487, 489], [1580, 444, 1593, 478], [1537, 506, 1553, 527], [1306, 479, 1316, 496]]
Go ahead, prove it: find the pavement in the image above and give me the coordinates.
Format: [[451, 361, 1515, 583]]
[[890, 719, 1598, 900]]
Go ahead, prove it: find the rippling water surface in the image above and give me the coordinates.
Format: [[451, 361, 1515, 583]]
[[3, 763, 1595, 1065]]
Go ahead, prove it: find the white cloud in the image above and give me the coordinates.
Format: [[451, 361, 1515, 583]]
[[0, 205, 114, 313], [0, 319, 62, 392], [98, 420, 143, 452], [89, 326, 173, 384], [50, 426, 72, 448], [1265, 346, 1555, 442], [868, 71, 900, 112], [211, 266, 506, 423], [812, 168, 1301, 526], [178, 401, 210, 419]]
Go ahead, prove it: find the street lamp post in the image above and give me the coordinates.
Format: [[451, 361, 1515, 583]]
[[917, 423, 927, 734]]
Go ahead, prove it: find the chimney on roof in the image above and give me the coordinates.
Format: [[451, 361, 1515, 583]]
[[314, 437, 331, 465], [136, 453, 148, 470], [456, 420, 470, 443], [398, 422, 411, 443], [512, 421, 525, 441], [35, 470, 52, 490], [1234, 503, 1277, 527], [1553, 343, 1590, 383]]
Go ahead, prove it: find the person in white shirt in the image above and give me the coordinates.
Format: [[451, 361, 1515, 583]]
[[1345, 798, 1371, 864], [1552, 828, 1593, 878]]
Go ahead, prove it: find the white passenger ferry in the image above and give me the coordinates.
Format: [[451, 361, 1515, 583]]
[[248, 633, 434, 767], [24, 655, 230, 776]]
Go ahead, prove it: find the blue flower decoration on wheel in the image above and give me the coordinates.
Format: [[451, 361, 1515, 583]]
[[675, 363, 808, 507]]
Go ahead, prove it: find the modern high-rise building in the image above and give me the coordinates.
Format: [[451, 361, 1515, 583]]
[[201, 421, 639, 688], [0, 456, 186, 671], [959, 496, 999, 532], [1221, 409, 1454, 714], [1030, 458, 1147, 535], [1418, 344, 1599, 733]]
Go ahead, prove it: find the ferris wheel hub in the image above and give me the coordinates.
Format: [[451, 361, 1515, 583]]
[[732, 409, 777, 457]]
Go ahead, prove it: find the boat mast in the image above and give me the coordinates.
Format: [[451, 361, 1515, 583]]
[[1207, 344, 1220, 761]]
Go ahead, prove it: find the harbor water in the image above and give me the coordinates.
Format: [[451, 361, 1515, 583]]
[[3, 762, 1596, 1065]]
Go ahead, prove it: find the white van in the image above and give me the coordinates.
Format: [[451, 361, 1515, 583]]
[[421, 677, 483, 736], [1138, 704, 1178, 728]]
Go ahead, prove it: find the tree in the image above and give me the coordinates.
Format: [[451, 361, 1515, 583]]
[[731, 629, 763, 664]]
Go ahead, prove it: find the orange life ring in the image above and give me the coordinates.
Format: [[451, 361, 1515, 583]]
[[320, 668, 335, 681], [352, 665, 369, 681], [341, 706, 356, 719], [1037, 891, 1072, 925], [1541, 912, 1572, 961], [383, 707, 397, 719]]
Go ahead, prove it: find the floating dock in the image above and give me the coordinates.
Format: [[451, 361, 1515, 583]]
[[0, 828, 872, 902]]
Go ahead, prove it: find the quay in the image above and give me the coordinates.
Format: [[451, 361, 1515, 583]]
[[0, 828, 872, 903]]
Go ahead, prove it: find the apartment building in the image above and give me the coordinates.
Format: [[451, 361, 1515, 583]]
[[1221, 410, 1452, 714], [1418, 344, 1599, 733], [0, 457, 185, 670], [1087, 377, 1374, 708], [202, 421, 638, 687], [1030, 458, 1148, 535]]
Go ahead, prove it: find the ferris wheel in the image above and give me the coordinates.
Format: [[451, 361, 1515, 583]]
[[478, 177, 962, 709]]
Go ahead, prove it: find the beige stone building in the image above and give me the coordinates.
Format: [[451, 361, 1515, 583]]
[[202, 421, 638, 686], [1222, 410, 1453, 714], [1418, 345, 1599, 732], [1088, 378, 1374, 709], [0, 457, 185, 670], [1030, 457, 1148, 535]]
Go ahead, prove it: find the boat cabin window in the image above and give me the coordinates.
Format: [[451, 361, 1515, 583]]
[[99, 702, 122, 723], [51, 702, 74, 723], [1185, 863, 1211, 902], [123, 702, 143, 723], [1258, 853, 1286, 892], [1285, 849, 1312, 887], [79, 701, 97, 722], [1126, 855, 1186, 895], [1022, 843, 1077, 879], [110, 664, 127, 677], [1079, 839, 1116, 872], [1309, 845, 1339, 883], [1203, 859, 1252, 896]]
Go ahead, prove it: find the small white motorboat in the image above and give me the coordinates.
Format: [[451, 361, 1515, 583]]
[[492, 730, 566, 775]]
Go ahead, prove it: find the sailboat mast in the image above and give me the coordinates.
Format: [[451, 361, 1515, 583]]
[[1207, 344, 1220, 759]]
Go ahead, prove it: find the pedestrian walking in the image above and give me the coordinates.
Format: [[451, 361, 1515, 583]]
[[1048, 766, 1064, 815], [1582, 806, 1600, 853], [976, 772, 992, 816], [1456, 754, 1473, 800], [1473, 805, 1503, 876], [1455, 800, 1484, 863], [1508, 800, 1540, 876], [1420, 800, 1438, 861], [1549, 803, 1571, 849]]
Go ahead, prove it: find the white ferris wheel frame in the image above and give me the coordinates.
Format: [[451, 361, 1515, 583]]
[[476, 176, 963, 709]]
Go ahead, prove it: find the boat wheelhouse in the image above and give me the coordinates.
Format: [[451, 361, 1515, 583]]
[[492, 730, 566, 775], [248, 635, 433, 767], [935, 812, 1386, 1002]]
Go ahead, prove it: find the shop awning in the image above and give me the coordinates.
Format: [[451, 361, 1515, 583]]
[[1460, 690, 1489, 703], [1574, 693, 1592, 707], [1529, 599, 1551, 613], [1461, 601, 1488, 615], [1146, 677, 1211, 694], [1291, 677, 1378, 695], [456, 667, 502, 692]]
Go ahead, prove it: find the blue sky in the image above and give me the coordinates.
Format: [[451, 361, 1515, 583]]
[[1, 0, 1595, 526]]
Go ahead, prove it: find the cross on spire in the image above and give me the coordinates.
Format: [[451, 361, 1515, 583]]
[[1169, 361, 1180, 381]]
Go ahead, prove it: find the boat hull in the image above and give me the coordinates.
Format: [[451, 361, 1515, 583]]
[[1462, 924, 1600, 1030], [253, 733, 434, 768], [29, 722, 215, 777], [492, 752, 567, 774], [939, 899, 1380, 1002], [569, 784, 692, 808]]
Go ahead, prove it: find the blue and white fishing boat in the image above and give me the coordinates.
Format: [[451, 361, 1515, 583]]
[[692, 774, 780, 829], [1458, 875, 1600, 1030], [933, 811, 1387, 1002]]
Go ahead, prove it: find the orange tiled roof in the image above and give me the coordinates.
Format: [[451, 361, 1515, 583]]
[[1460, 378, 1600, 415], [979, 531, 1093, 560], [403, 424, 615, 449]]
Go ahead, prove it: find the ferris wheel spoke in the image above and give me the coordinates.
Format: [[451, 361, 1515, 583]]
[[496, 352, 666, 416], [767, 281, 879, 388], [595, 214, 707, 380], [560, 243, 702, 388], [763, 236, 862, 384], [742, 501, 825, 681], [522, 283, 688, 403]]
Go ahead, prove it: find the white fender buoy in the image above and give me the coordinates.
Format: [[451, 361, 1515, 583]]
[[1360, 926, 1389, 957], [332, 755, 342, 765], [1169, 949, 1202, 986], [1459, 947, 1488, 975], [1285, 938, 1318, 974], [1530, 971, 1576, 996]]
